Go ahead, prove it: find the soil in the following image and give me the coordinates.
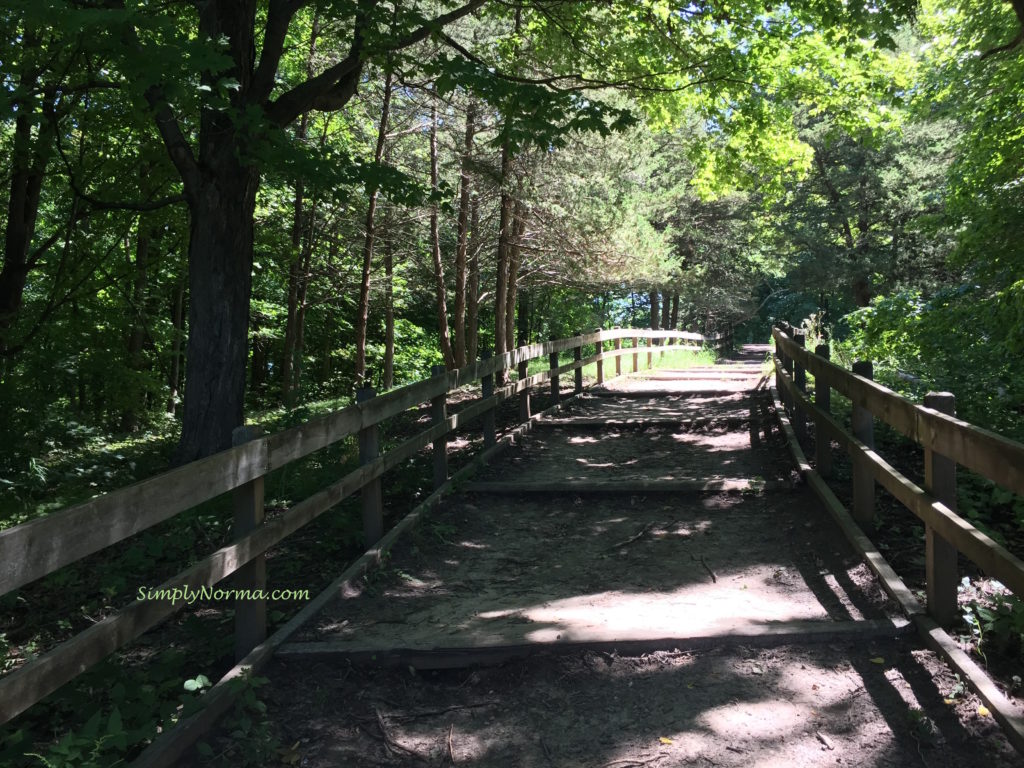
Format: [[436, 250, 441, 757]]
[[194, 347, 1023, 767], [258, 642, 1017, 768]]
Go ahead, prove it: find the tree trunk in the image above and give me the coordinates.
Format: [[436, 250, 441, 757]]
[[293, 241, 312, 398], [354, 66, 394, 387], [0, 93, 50, 353], [383, 227, 395, 390], [466, 196, 481, 363], [174, 145, 260, 464], [167, 280, 185, 414], [505, 200, 527, 352], [661, 288, 671, 331], [429, 95, 455, 369], [121, 225, 150, 432], [281, 167, 305, 406], [494, 141, 514, 377], [453, 101, 476, 368], [670, 293, 679, 330], [251, 335, 268, 393], [516, 288, 530, 346], [649, 291, 660, 330]]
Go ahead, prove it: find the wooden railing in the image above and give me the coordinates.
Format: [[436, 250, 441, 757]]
[[0, 327, 726, 732], [772, 322, 1024, 624]]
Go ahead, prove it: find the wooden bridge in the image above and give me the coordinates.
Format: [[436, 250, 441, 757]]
[[2, 328, 1023, 766]]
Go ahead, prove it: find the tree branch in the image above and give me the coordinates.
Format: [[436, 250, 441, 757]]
[[266, 0, 488, 126], [45, 101, 185, 212], [251, 0, 307, 101], [119, 23, 201, 199]]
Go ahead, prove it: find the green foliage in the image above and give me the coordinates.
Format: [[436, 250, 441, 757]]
[[196, 676, 279, 768], [961, 578, 1024, 666]]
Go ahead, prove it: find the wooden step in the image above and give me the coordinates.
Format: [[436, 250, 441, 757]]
[[463, 478, 792, 494], [277, 618, 911, 670], [533, 416, 762, 429]]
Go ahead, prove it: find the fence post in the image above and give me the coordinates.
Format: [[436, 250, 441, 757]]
[[773, 326, 783, 395], [851, 361, 875, 528], [793, 330, 808, 443], [814, 343, 833, 478], [481, 349, 496, 446], [781, 330, 794, 414], [430, 365, 448, 490], [231, 425, 266, 662], [517, 353, 531, 423], [357, 386, 384, 547], [632, 335, 639, 373], [595, 328, 604, 385], [549, 337, 560, 403], [574, 330, 584, 394], [614, 334, 622, 377], [925, 392, 959, 626], [646, 332, 653, 369]]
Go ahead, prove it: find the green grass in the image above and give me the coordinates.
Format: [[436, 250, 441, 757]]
[[523, 343, 718, 382]]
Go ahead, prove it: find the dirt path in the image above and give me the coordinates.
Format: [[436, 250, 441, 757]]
[[195, 346, 1021, 767]]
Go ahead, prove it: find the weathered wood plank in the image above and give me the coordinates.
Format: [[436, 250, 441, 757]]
[[924, 392, 959, 627], [533, 416, 759, 429], [769, 384, 924, 616], [776, 365, 1024, 599], [584, 389, 743, 399], [276, 618, 911, 669], [0, 438, 269, 595], [464, 478, 790, 494], [774, 327, 1024, 497]]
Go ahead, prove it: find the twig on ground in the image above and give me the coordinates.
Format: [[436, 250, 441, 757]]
[[381, 701, 498, 720], [606, 521, 657, 551], [816, 730, 835, 751], [447, 723, 456, 765], [693, 553, 717, 583], [362, 708, 430, 763]]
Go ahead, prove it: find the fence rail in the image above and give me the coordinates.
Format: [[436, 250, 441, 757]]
[[0, 326, 730, 728], [771, 324, 1024, 623]]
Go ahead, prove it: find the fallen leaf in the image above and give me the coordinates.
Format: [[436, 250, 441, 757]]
[[978, 705, 991, 717], [943, 698, 955, 705], [659, 737, 673, 745], [687, 683, 695, 689], [870, 657, 885, 664]]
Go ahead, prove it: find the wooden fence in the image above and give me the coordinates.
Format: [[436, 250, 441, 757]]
[[0, 327, 728, 737], [772, 322, 1024, 748]]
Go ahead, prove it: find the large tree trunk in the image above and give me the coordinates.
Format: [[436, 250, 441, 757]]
[[429, 95, 456, 369], [649, 291, 660, 330], [670, 293, 679, 330], [661, 289, 671, 331], [354, 67, 394, 387], [494, 142, 514, 378], [174, 146, 260, 464], [453, 101, 476, 368], [466, 196, 481, 363]]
